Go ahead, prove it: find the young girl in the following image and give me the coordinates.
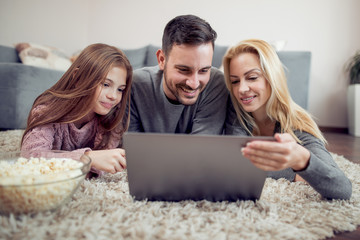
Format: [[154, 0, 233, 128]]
[[21, 43, 132, 176], [223, 39, 352, 200]]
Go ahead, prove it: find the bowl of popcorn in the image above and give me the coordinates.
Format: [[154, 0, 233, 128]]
[[0, 151, 91, 215]]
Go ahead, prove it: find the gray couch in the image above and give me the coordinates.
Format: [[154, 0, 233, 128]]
[[0, 44, 311, 129]]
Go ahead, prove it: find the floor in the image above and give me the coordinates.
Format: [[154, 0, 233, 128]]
[[322, 132, 360, 240]]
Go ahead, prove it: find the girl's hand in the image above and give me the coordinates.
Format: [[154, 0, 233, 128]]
[[241, 133, 310, 172], [86, 148, 126, 174]]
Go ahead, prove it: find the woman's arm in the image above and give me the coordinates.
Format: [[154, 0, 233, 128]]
[[292, 131, 352, 200], [241, 132, 352, 200]]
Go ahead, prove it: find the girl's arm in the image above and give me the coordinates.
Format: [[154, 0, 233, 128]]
[[21, 124, 58, 152], [90, 126, 126, 173], [86, 149, 126, 174], [21, 124, 98, 176]]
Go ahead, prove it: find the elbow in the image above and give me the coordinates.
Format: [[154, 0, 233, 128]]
[[324, 180, 352, 200]]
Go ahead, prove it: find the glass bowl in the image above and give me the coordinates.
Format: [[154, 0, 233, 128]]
[[0, 150, 91, 215]]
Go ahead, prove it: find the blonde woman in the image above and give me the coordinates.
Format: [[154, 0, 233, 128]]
[[223, 39, 351, 200]]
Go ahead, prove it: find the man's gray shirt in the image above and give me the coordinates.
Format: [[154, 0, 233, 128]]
[[128, 66, 228, 134]]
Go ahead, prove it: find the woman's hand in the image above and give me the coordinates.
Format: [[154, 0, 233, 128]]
[[86, 148, 126, 174], [241, 133, 310, 172]]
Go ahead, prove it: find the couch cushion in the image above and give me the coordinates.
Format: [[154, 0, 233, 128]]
[[122, 46, 148, 70], [0, 45, 21, 63], [145, 45, 160, 67], [213, 45, 229, 68], [278, 51, 311, 110], [144, 44, 229, 69], [15, 42, 72, 71], [0, 63, 64, 129]]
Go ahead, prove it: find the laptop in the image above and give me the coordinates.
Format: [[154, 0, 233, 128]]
[[123, 132, 274, 202]]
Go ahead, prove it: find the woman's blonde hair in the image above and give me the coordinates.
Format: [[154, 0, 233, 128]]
[[223, 39, 326, 144], [22, 43, 133, 148]]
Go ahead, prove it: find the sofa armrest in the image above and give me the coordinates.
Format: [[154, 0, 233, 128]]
[[0, 63, 64, 129]]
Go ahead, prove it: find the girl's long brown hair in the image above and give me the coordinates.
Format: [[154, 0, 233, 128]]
[[21, 43, 133, 149]]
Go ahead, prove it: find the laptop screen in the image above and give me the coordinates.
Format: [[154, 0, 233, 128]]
[[124, 132, 274, 202]]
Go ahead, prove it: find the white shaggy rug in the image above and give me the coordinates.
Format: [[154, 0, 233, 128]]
[[0, 130, 359, 240]]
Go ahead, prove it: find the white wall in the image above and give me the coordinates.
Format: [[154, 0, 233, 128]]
[[0, 0, 88, 54], [1, 0, 360, 128]]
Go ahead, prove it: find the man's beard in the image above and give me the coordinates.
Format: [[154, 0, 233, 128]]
[[163, 69, 202, 105]]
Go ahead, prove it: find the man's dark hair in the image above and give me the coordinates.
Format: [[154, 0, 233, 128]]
[[162, 14, 217, 56]]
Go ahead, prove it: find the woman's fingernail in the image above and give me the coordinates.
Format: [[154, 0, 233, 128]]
[[241, 147, 246, 155]]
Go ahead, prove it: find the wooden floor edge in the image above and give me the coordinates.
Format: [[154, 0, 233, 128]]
[[319, 126, 348, 134]]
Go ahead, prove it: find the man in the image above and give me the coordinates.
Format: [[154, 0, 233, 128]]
[[128, 14, 228, 134]]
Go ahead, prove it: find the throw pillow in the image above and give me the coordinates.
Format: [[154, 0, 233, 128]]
[[15, 42, 72, 71]]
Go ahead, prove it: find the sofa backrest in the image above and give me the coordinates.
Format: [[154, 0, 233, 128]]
[[0, 45, 21, 63], [125, 45, 311, 110], [0, 44, 311, 129], [131, 44, 229, 69], [122, 46, 148, 70], [278, 51, 311, 110]]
